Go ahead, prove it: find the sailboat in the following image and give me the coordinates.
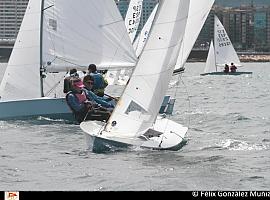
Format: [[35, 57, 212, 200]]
[[0, 0, 137, 120], [80, 0, 191, 153], [201, 15, 252, 76]]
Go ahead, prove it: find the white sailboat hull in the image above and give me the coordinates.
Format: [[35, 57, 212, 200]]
[[81, 117, 188, 153], [0, 97, 73, 120]]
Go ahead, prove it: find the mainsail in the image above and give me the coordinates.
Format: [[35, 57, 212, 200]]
[[103, 0, 190, 138], [0, 0, 137, 101], [214, 15, 241, 66]]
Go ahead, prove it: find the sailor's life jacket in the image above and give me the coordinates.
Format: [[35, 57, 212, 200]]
[[66, 90, 111, 123], [89, 72, 108, 97]]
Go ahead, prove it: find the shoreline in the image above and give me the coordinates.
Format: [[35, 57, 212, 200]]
[[187, 54, 270, 63], [1, 55, 270, 64]]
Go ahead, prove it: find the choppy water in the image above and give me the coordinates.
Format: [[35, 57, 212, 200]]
[[0, 62, 270, 191]]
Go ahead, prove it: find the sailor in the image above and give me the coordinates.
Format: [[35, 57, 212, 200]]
[[223, 64, 229, 73], [87, 64, 108, 97], [83, 75, 116, 109], [63, 68, 79, 93], [230, 63, 237, 73], [65, 78, 111, 123]]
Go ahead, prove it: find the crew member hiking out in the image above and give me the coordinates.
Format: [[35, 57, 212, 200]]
[[65, 78, 111, 123]]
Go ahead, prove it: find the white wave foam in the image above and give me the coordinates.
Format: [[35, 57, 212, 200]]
[[217, 139, 268, 151]]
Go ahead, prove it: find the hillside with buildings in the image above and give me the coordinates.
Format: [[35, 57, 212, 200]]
[[0, 0, 269, 62]]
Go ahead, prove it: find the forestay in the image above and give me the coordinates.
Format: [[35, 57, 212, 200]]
[[0, 0, 137, 101], [103, 0, 190, 138], [214, 15, 241, 66]]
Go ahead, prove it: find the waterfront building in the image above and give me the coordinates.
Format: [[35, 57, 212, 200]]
[[0, 0, 269, 52], [195, 4, 270, 52], [0, 0, 28, 41]]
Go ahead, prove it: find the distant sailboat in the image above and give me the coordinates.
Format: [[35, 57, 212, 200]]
[[201, 15, 252, 76], [81, 0, 190, 153], [0, 0, 137, 120]]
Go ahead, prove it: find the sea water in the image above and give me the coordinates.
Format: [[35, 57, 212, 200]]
[[0, 62, 269, 191]]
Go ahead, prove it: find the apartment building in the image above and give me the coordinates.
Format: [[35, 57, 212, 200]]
[[0, 0, 28, 40]]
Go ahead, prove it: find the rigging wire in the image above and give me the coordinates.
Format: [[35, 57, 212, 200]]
[[178, 73, 191, 129], [166, 72, 191, 129], [44, 71, 68, 97], [159, 71, 191, 145]]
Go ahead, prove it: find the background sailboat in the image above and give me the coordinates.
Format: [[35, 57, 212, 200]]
[[201, 15, 252, 76], [0, 0, 137, 120], [81, 0, 190, 153]]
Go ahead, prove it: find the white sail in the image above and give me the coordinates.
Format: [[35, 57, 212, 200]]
[[0, 0, 42, 100], [0, 0, 137, 101], [103, 0, 190, 138], [125, 0, 143, 43], [133, 3, 158, 57], [175, 0, 215, 70], [204, 40, 216, 73], [214, 15, 241, 66]]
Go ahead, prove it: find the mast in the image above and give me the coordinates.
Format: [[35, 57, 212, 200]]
[[214, 15, 217, 72], [39, 0, 45, 97]]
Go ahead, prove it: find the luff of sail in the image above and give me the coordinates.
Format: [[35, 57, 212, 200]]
[[0, 0, 137, 101], [133, 3, 158, 57], [214, 15, 241, 66], [103, 0, 190, 138]]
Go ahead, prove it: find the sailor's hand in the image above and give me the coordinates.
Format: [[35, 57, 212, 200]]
[[84, 101, 92, 109]]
